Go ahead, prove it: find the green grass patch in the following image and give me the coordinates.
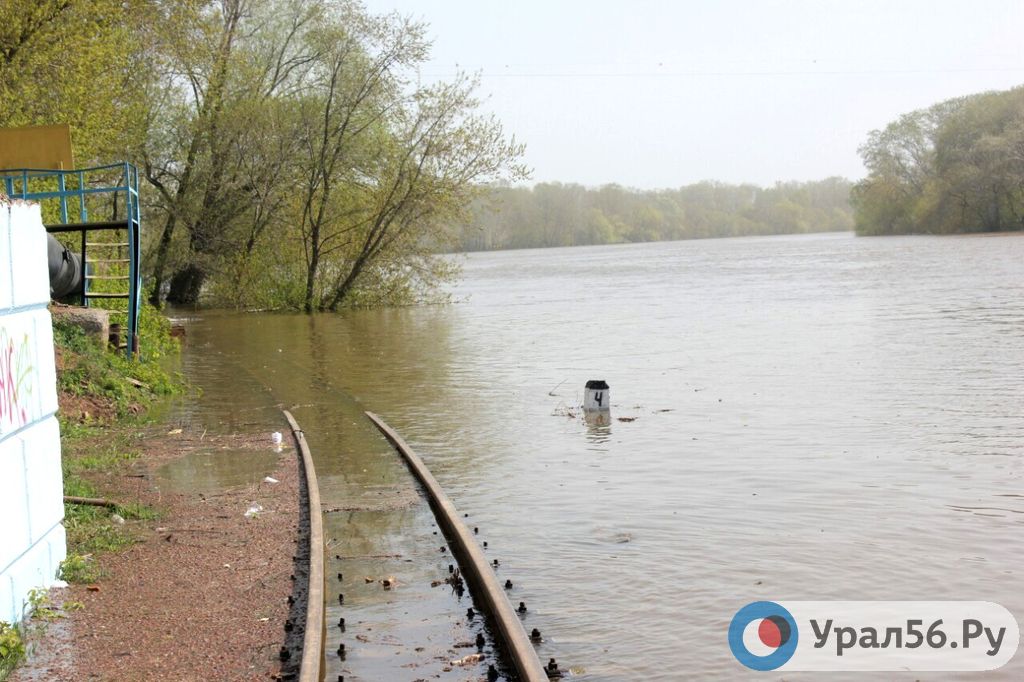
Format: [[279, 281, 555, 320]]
[[54, 305, 182, 583], [60, 463, 160, 580], [54, 303, 184, 420]]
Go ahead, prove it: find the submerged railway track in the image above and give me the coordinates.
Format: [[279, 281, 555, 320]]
[[279, 410, 555, 681]]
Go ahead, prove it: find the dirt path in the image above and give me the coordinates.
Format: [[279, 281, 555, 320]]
[[12, 429, 300, 682]]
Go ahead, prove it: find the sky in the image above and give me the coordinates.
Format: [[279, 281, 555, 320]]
[[362, 0, 1024, 190]]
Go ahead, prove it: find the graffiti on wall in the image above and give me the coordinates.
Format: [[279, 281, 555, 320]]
[[0, 327, 36, 429]]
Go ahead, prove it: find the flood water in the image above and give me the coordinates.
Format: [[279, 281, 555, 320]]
[[172, 231, 1024, 680]]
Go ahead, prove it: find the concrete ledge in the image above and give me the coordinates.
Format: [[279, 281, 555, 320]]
[[50, 305, 110, 347]]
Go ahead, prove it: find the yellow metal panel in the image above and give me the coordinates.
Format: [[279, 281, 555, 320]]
[[0, 124, 74, 170]]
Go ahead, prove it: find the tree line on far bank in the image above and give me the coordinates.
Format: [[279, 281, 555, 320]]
[[853, 85, 1024, 236], [454, 178, 855, 251]]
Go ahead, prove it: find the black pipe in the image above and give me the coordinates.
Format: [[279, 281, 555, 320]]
[[46, 233, 85, 299]]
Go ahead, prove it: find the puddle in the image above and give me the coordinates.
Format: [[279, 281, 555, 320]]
[[155, 448, 279, 493]]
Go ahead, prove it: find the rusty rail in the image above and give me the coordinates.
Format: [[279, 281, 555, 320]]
[[283, 411, 326, 682], [365, 411, 548, 682]]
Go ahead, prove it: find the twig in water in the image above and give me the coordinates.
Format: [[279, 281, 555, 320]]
[[548, 379, 567, 396]]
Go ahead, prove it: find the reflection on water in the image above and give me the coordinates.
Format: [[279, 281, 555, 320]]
[[154, 449, 279, 493], [173, 232, 1024, 680]]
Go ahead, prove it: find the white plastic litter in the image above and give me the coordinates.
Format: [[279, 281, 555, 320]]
[[244, 503, 264, 518], [263, 476, 279, 484], [450, 653, 484, 666], [271, 431, 283, 444]]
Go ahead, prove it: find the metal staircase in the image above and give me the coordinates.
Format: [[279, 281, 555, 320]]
[[1, 163, 142, 358]]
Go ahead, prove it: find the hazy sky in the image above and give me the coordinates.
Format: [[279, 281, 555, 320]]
[[362, 0, 1024, 189]]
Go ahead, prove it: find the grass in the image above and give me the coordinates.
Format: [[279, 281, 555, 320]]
[[59, 424, 157, 579], [2, 304, 186, 680], [53, 304, 186, 584], [59, 434, 162, 583], [54, 305, 183, 419]]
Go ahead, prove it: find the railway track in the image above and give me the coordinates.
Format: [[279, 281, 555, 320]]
[[279, 409, 555, 681]]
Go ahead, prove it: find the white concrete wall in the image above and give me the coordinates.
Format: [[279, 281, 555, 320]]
[[0, 201, 66, 625]]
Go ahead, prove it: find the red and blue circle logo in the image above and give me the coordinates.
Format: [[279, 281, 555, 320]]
[[728, 601, 799, 671]]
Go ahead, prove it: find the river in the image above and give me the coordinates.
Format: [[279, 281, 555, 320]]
[[171, 231, 1024, 680]]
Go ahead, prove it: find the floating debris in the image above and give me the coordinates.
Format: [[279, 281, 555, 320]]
[[450, 653, 484, 666]]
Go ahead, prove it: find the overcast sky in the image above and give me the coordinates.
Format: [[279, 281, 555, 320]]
[[362, 0, 1024, 189]]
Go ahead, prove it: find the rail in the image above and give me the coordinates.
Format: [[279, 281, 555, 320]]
[[1, 163, 142, 357], [283, 411, 326, 682], [365, 411, 549, 682]]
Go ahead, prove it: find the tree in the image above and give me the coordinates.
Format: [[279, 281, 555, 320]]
[[853, 85, 1024, 236], [0, 0, 147, 163], [453, 178, 855, 251], [143, 0, 322, 304], [289, 9, 525, 312]]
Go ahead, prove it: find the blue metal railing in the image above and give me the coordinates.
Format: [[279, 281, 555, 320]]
[[1, 163, 143, 358]]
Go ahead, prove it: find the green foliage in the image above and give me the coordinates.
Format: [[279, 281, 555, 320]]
[[0, 587, 68, 680], [62, 453, 156, 568], [24, 590, 57, 623], [53, 305, 182, 417], [853, 85, 1024, 235], [0, 621, 25, 680], [455, 178, 855, 250], [138, 0, 526, 310], [53, 312, 170, 587], [0, 0, 149, 164], [56, 554, 102, 584]]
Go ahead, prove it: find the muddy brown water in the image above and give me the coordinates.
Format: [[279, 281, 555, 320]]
[[154, 448, 279, 493], [168, 317, 503, 680], [169, 231, 1024, 680]]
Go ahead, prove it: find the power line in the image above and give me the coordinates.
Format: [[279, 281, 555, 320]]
[[421, 66, 1024, 79]]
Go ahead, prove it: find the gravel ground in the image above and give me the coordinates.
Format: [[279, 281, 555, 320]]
[[11, 430, 300, 682]]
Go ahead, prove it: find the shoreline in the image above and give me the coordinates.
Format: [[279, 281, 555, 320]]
[[11, 426, 299, 682]]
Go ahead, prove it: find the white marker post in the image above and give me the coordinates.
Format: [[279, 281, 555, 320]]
[[583, 379, 611, 422]]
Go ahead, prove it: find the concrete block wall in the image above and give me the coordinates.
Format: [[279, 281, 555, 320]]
[[0, 201, 66, 625]]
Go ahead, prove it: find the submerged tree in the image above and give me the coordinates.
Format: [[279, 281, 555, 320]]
[[136, 0, 524, 309], [269, 5, 525, 311], [142, 0, 322, 305], [853, 85, 1024, 235]]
